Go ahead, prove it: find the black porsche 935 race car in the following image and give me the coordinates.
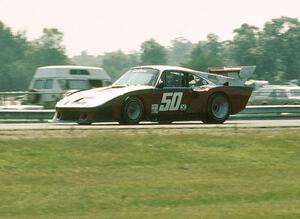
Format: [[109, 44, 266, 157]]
[[52, 65, 255, 124]]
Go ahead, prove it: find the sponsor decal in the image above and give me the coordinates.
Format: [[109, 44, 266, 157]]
[[151, 104, 159, 114], [180, 103, 187, 111], [159, 92, 183, 112]]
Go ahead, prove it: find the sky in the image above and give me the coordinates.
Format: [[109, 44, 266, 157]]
[[1, 0, 300, 56]]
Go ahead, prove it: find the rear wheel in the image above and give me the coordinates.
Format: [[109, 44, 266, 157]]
[[120, 97, 144, 125], [203, 93, 230, 124]]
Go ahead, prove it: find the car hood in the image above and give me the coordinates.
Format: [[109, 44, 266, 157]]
[[56, 85, 153, 108]]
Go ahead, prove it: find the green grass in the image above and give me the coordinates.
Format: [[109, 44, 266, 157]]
[[0, 128, 300, 218]]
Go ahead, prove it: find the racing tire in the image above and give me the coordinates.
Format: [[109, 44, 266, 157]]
[[77, 112, 92, 125], [203, 93, 230, 124], [120, 97, 144, 125]]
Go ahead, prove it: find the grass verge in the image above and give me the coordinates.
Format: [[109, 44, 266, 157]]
[[0, 128, 300, 218]]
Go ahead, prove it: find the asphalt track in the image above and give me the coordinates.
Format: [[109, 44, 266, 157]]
[[0, 119, 300, 130]]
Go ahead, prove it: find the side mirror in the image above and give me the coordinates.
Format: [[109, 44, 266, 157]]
[[156, 81, 164, 89]]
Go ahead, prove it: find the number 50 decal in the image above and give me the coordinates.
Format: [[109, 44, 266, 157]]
[[159, 92, 183, 111]]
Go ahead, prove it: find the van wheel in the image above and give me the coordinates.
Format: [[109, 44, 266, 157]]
[[120, 97, 144, 125], [27, 89, 40, 104], [203, 93, 230, 124]]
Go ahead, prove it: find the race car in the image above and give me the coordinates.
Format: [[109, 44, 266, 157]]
[[52, 65, 255, 125]]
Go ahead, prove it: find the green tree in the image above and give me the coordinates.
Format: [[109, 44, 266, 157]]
[[258, 17, 300, 81], [230, 24, 260, 65], [29, 28, 68, 66], [101, 51, 139, 79], [168, 37, 194, 66], [185, 34, 224, 71], [229, 24, 261, 78], [0, 24, 68, 91], [0, 22, 28, 91], [140, 39, 167, 65], [71, 51, 103, 67]]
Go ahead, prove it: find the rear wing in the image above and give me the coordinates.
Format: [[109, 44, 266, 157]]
[[194, 66, 256, 86]]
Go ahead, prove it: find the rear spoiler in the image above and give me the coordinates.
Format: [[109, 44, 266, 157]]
[[195, 66, 256, 86]]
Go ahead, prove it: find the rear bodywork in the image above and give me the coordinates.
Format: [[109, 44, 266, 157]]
[[53, 65, 255, 124]]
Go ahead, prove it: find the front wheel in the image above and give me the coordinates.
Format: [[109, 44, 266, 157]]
[[203, 93, 230, 124], [77, 112, 92, 125], [120, 97, 144, 125]]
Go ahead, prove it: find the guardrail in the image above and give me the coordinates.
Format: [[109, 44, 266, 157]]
[[230, 105, 300, 120], [0, 105, 300, 122], [0, 91, 64, 109], [0, 109, 55, 122]]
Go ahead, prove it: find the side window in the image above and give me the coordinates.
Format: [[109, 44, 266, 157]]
[[103, 80, 112, 86], [58, 79, 67, 90], [67, 80, 90, 90], [163, 71, 186, 88], [269, 90, 277, 97], [33, 79, 53, 89], [33, 80, 43, 89], [89, 80, 112, 88], [188, 74, 208, 87], [276, 89, 288, 98], [89, 80, 103, 88], [70, 69, 90, 75], [256, 89, 272, 97], [44, 79, 53, 89]]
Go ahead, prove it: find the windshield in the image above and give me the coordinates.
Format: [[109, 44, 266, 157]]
[[113, 68, 159, 86]]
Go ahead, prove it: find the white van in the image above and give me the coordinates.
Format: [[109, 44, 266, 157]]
[[27, 65, 112, 108]]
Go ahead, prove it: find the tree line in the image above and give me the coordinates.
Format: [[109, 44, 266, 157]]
[[1, 16, 300, 91], [0, 22, 68, 91]]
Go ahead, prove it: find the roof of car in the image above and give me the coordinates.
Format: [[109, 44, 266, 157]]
[[131, 65, 196, 73], [258, 85, 300, 90], [38, 65, 104, 70]]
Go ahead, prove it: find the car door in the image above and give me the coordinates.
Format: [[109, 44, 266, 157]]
[[150, 70, 194, 121], [266, 89, 276, 105], [186, 73, 211, 113], [252, 88, 273, 105], [275, 89, 288, 105]]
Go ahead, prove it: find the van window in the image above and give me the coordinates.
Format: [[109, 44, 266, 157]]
[[34, 80, 43, 89], [33, 79, 53, 89], [44, 79, 53, 89], [103, 80, 112, 86], [70, 69, 90, 75], [67, 79, 90, 89], [89, 80, 103, 88]]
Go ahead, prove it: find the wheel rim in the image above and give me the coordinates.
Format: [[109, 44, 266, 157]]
[[211, 96, 229, 119], [126, 101, 141, 121]]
